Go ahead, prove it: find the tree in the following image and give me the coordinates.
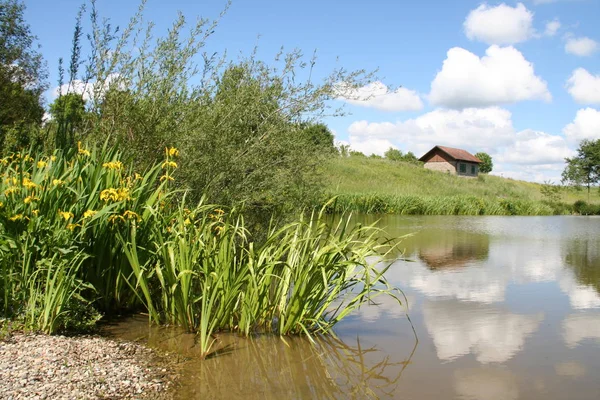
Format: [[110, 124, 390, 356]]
[[475, 152, 493, 173], [48, 92, 87, 138], [384, 147, 403, 161], [301, 122, 336, 154], [0, 0, 47, 151], [562, 139, 600, 200], [403, 151, 418, 163]]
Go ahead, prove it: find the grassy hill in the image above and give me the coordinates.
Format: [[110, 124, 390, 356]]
[[320, 156, 600, 215]]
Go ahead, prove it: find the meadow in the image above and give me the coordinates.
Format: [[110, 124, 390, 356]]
[[321, 156, 600, 215]]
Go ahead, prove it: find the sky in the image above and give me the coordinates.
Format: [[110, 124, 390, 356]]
[[23, 0, 600, 183]]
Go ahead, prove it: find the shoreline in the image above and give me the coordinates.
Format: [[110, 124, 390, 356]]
[[0, 332, 176, 399]]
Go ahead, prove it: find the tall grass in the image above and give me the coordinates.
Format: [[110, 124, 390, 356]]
[[122, 201, 401, 357], [322, 194, 554, 216], [322, 156, 597, 215], [0, 143, 170, 332], [0, 146, 404, 359]]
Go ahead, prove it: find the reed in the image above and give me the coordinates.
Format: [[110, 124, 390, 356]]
[[1, 146, 404, 358], [324, 194, 554, 216]]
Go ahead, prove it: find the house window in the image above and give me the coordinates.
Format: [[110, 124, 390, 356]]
[[471, 165, 476, 174], [459, 163, 466, 173]]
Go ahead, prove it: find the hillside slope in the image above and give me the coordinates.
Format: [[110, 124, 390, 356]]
[[320, 157, 599, 215]]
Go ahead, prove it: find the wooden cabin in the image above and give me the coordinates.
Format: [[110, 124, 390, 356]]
[[419, 145, 482, 177]]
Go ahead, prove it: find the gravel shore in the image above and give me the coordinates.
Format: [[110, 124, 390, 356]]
[[0, 333, 175, 399]]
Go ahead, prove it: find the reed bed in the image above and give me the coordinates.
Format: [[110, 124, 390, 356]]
[[322, 193, 555, 216], [0, 146, 403, 357]]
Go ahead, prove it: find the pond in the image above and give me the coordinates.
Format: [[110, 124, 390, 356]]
[[104, 215, 600, 399]]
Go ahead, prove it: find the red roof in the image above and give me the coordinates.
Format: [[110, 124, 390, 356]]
[[419, 146, 482, 163]]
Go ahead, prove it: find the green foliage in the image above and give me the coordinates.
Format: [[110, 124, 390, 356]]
[[384, 147, 420, 164], [120, 200, 401, 357], [301, 122, 336, 154], [540, 180, 562, 203], [324, 193, 552, 216], [0, 143, 172, 331], [48, 93, 87, 148], [572, 200, 600, 215], [349, 151, 366, 157], [562, 139, 600, 199], [384, 148, 403, 162], [0, 146, 402, 358], [38, 1, 373, 221], [0, 0, 47, 152], [475, 152, 493, 173]]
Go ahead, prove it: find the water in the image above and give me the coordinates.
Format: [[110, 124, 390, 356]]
[[103, 215, 600, 399]]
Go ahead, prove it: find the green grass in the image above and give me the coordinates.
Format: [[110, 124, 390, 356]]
[[320, 157, 600, 215]]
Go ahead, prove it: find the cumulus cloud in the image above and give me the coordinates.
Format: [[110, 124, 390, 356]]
[[566, 69, 600, 104], [565, 36, 599, 56], [464, 3, 536, 45], [429, 46, 551, 109], [544, 19, 561, 36], [563, 108, 600, 143], [347, 107, 515, 156], [496, 129, 574, 165], [336, 81, 424, 112], [347, 137, 397, 156], [52, 74, 124, 102]]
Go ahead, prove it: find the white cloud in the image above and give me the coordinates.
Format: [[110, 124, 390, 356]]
[[52, 74, 124, 102], [563, 108, 600, 143], [348, 107, 516, 156], [496, 129, 574, 165], [53, 79, 93, 101], [566, 69, 600, 104], [544, 19, 561, 36], [429, 46, 551, 109], [493, 164, 565, 183], [464, 3, 536, 45], [565, 36, 599, 56], [336, 81, 423, 112], [347, 137, 397, 156]]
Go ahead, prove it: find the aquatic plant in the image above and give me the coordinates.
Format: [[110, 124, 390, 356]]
[[0, 146, 404, 358]]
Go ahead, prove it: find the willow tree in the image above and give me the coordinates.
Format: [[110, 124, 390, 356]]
[[55, 0, 373, 216]]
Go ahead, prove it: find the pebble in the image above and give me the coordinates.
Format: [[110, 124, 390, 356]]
[[0, 333, 174, 399]]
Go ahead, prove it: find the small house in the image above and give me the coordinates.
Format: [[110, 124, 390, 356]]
[[419, 145, 482, 177]]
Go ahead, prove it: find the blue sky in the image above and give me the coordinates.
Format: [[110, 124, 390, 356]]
[[23, 0, 600, 182]]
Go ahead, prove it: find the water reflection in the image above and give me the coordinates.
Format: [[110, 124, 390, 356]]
[[103, 316, 416, 399], [102, 216, 600, 399], [554, 361, 587, 378], [562, 313, 600, 349], [454, 367, 519, 400], [564, 238, 600, 295], [416, 230, 489, 270], [180, 335, 416, 399], [422, 300, 543, 363]]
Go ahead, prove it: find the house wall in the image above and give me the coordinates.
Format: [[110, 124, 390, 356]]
[[456, 161, 479, 177], [424, 160, 456, 174]]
